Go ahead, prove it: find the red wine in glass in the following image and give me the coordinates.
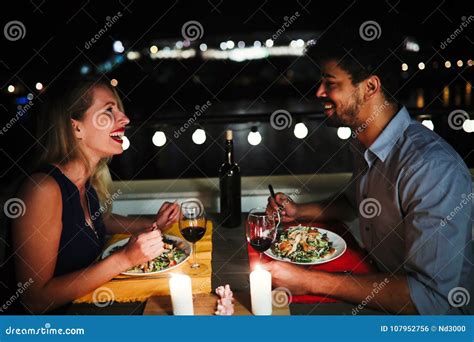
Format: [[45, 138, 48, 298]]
[[246, 207, 279, 261], [249, 236, 273, 252], [179, 199, 207, 270], [180, 226, 206, 243]]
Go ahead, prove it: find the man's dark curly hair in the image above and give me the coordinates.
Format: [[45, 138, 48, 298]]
[[306, 26, 403, 105]]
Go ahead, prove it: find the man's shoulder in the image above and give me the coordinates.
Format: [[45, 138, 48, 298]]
[[390, 120, 470, 184], [400, 121, 466, 167]]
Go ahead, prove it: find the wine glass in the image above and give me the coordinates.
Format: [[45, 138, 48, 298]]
[[179, 199, 207, 271], [246, 207, 279, 262]]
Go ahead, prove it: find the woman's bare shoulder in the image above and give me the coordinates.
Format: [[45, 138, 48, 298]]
[[17, 173, 62, 206]]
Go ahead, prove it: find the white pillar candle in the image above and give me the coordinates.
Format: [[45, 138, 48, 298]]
[[169, 274, 194, 315], [250, 265, 272, 315]]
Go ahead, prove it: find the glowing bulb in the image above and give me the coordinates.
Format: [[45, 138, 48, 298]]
[[152, 131, 167, 147], [35, 82, 43, 90], [199, 43, 207, 52], [421, 119, 434, 131], [337, 127, 351, 140], [294, 122, 308, 139], [122, 136, 130, 150], [7, 85, 15, 93], [463, 119, 474, 133], [445, 61, 451, 68], [265, 39, 274, 48], [110, 79, 118, 87], [457, 60, 463, 67], [296, 39, 305, 48], [247, 128, 262, 146], [192, 129, 206, 145], [401, 63, 408, 71], [113, 40, 124, 53], [253, 40, 261, 48], [220, 42, 227, 50], [418, 62, 425, 70], [150, 45, 158, 54], [226, 40, 235, 49], [237, 41, 245, 48]]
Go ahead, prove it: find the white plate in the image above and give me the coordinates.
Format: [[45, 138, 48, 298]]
[[264, 227, 347, 265], [101, 235, 192, 276]]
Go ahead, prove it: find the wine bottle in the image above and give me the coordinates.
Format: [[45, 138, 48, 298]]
[[219, 130, 242, 228]]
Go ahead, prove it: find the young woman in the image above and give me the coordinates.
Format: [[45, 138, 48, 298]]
[[10, 79, 179, 314]]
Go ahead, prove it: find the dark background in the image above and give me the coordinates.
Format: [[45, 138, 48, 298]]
[[0, 0, 473, 184]]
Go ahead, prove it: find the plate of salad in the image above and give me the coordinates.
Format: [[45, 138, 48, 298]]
[[265, 225, 346, 265], [102, 235, 191, 275]]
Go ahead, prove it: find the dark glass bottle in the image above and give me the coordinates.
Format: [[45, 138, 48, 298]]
[[219, 130, 242, 228]]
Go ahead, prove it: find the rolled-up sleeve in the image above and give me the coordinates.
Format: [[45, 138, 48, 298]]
[[399, 159, 473, 315]]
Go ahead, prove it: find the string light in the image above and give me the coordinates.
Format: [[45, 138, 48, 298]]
[[152, 131, 167, 147], [247, 126, 262, 145], [294, 122, 308, 139], [192, 128, 206, 145]]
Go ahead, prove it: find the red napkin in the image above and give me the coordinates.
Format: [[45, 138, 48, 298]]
[[247, 221, 377, 303]]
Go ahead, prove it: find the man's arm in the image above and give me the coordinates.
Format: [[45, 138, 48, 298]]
[[268, 191, 356, 223], [398, 159, 473, 315], [296, 193, 357, 222], [266, 262, 418, 314]]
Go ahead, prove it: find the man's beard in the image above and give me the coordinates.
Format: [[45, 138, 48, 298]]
[[324, 91, 363, 128]]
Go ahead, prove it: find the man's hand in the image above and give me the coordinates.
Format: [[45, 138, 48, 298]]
[[267, 192, 299, 223], [264, 261, 313, 295]]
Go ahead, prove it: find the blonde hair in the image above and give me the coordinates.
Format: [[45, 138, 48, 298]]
[[36, 79, 124, 210]]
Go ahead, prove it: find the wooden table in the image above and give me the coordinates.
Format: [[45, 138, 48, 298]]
[[68, 213, 384, 315]]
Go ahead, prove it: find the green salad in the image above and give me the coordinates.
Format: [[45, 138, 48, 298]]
[[271, 225, 335, 263], [110, 237, 187, 273]]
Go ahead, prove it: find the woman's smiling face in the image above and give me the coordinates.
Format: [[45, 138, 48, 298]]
[[72, 86, 130, 160]]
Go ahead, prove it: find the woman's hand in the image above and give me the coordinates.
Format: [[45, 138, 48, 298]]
[[267, 192, 299, 223], [154, 201, 180, 231], [121, 230, 164, 269]]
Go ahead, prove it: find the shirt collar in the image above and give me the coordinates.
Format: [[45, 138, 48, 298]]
[[366, 106, 412, 163]]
